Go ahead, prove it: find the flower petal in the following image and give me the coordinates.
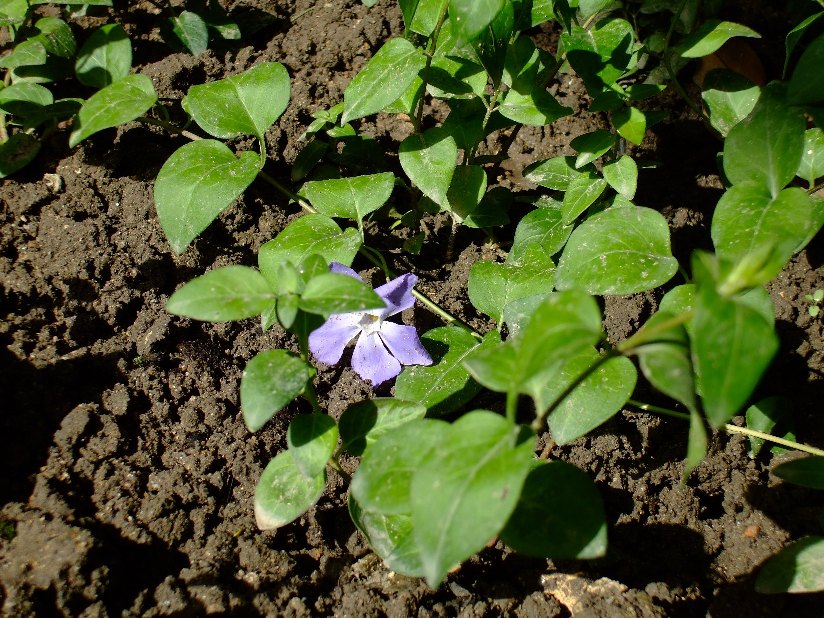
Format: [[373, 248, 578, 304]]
[[375, 273, 418, 317], [378, 322, 433, 366], [351, 331, 402, 386], [330, 261, 362, 280], [308, 313, 363, 365]]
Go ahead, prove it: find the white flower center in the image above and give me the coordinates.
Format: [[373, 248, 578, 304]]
[[359, 313, 383, 336]]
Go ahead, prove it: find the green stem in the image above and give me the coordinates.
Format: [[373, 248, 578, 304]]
[[413, 1, 450, 130], [627, 399, 824, 457], [138, 115, 203, 142], [467, 85, 504, 164], [328, 457, 352, 484]]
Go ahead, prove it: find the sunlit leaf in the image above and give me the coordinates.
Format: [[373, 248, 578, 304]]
[[166, 265, 274, 322], [254, 450, 326, 530], [241, 350, 313, 432]]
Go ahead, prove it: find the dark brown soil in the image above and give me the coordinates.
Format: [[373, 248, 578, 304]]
[[2, 1, 824, 616]]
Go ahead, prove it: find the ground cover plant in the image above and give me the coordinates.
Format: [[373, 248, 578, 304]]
[[2, 0, 824, 615]]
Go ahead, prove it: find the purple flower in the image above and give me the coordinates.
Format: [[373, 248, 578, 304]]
[[308, 263, 433, 386]]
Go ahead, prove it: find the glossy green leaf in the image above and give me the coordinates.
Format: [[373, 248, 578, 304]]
[[571, 129, 616, 168], [561, 173, 607, 224], [154, 140, 260, 254], [0, 82, 52, 116], [166, 265, 274, 322], [33, 17, 75, 59], [69, 73, 157, 148], [445, 164, 486, 220], [75, 24, 132, 88], [756, 537, 824, 593], [0, 132, 40, 178], [298, 272, 384, 316], [501, 460, 606, 558], [428, 53, 487, 99], [399, 127, 457, 207], [784, 11, 824, 77], [258, 214, 361, 289], [561, 19, 636, 91], [448, 0, 504, 40], [411, 411, 534, 586], [700, 69, 759, 137], [341, 37, 426, 124], [0, 40, 47, 70], [555, 206, 678, 295], [501, 294, 549, 338], [679, 20, 760, 58], [241, 350, 313, 432], [469, 0, 512, 87], [635, 311, 697, 412], [499, 86, 571, 126], [612, 106, 646, 145], [469, 246, 555, 323], [184, 62, 290, 141], [723, 83, 805, 197], [789, 32, 824, 105], [351, 419, 447, 515], [692, 276, 778, 427], [466, 291, 602, 393], [303, 172, 394, 223], [170, 10, 209, 55], [540, 350, 637, 443], [339, 398, 427, 456], [746, 397, 791, 457], [287, 413, 338, 478], [396, 327, 498, 416], [349, 496, 423, 577], [508, 203, 571, 263], [712, 184, 813, 284], [798, 128, 824, 185], [602, 155, 637, 199], [502, 36, 541, 91], [254, 450, 326, 530], [772, 456, 824, 490], [408, 0, 447, 36], [523, 156, 590, 191]]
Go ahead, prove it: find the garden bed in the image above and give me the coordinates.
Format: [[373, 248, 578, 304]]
[[1, 1, 823, 615]]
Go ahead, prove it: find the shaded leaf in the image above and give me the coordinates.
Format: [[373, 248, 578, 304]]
[[254, 451, 326, 530], [241, 350, 313, 432], [287, 413, 338, 477], [75, 23, 132, 87]]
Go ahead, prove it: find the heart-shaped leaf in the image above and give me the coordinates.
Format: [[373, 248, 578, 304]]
[[241, 349, 313, 432], [154, 139, 261, 254], [254, 450, 326, 530], [303, 172, 395, 224]]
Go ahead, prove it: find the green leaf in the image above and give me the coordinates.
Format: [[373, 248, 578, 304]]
[[700, 69, 759, 137], [685, 408, 708, 478], [579, 0, 612, 19], [241, 350, 313, 432], [339, 398, 427, 456], [468, 246, 555, 323], [69, 73, 157, 148], [561, 19, 636, 91], [692, 275, 778, 427], [745, 397, 791, 457], [712, 184, 813, 285], [287, 413, 338, 478], [0, 82, 52, 116], [499, 87, 571, 126], [469, 0, 512, 87], [571, 129, 616, 168], [756, 537, 824, 594], [445, 164, 486, 220], [170, 10, 209, 55], [258, 214, 361, 289], [0, 39, 47, 70], [395, 327, 498, 415], [784, 12, 824, 77], [184, 62, 290, 141], [798, 128, 824, 186], [508, 203, 571, 263], [154, 140, 260, 254], [772, 456, 824, 490], [612, 106, 646, 145], [75, 24, 132, 88], [723, 83, 805, 197], [254, 450, 326, 530], [561, 173, 607, 224], [602, 155, 637, 199], [428, 53, 487, 100], [408, 0, 447, 36], [541, 350, 637, 443], [679, 20, 760, 58], [500, 461, 606, 559], [166, 265, 274, 322], [411, 411, 534, 586], [0, 132, 40, 178], [298, 272, 384, 316], [635, 311, 697, 412], [33, 17, 76, 59], [555, 206, 678, 295], [341, 37, 426, 124], [351, 419, 447, 515], [523, 155, 589, 190], [399, 127, 457, 207], [303, 172, 394, 223], [448, 0, 504, 41], [349, 496, 423, 577], [789, 32, 824, 105]]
